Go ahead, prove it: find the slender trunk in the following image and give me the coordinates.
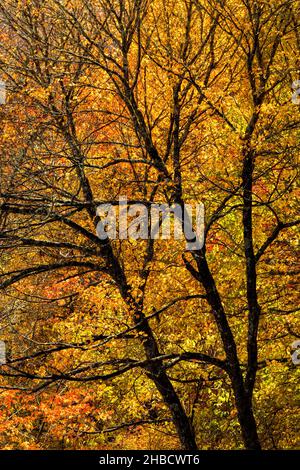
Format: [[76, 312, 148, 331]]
[[230, 364, 261, 450], [151, 369, 198, 450], [137, 314, 197, 449], [242, 146, 261, 397], [124, 291, 198, 450], [238, 142, 261, 449], [234, 386, 261, 450], [191, 254, 261, 450]]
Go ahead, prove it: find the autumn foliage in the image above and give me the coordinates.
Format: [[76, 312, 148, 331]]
[[0, 0, 299, 450]]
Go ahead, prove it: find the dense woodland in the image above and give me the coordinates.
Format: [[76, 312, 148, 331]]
[[0, 0, 299, 450]]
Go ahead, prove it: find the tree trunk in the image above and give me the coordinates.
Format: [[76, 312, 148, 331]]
[[151, 370, 198, 450], [231, 374, 261, 450], [137, 314, 198, 450], [236, 397, 261, 450], [125, 291, 198, 450]]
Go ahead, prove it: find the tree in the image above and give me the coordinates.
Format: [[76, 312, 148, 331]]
[[0, 0, 299, 450]]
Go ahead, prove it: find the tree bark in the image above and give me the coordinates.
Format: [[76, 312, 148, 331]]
[[151, 370, 198, 450], [129, 302, 198, 450], [230, 372, 261, 450]]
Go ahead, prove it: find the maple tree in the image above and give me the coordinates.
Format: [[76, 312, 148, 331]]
[[0, 0, 299, 450]]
